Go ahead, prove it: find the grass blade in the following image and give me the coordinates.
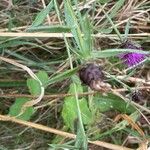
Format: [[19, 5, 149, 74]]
[[92, 48, 149, 58], [31, 0, 54, 27], [64, 0, 90, 59]]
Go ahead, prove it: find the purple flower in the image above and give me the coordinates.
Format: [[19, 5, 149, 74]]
[[119, 41, 146, 67]]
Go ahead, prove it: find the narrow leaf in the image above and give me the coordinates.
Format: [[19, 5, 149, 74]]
[[46, 67, 78, 86], [27, 25, 70, 33], [92, 49, 149, 58], [64, 0, 89, 58], [31, 0, 54, 27]]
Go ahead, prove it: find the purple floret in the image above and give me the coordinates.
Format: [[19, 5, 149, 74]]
[[119, 52, 145, 67], [119, 40, 146, 67]]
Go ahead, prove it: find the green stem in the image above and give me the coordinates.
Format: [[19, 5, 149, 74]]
[[54, 1, 87, 148], [64, 36, 87, 149]]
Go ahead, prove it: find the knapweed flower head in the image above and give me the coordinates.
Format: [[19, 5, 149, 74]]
[[79, 63, 111, 91], [119, 40, 146, 67]]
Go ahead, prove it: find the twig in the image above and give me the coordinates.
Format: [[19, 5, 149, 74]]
[[117, 76, 150, 85], [1, 86, 150, 99], [0, 86, 150, 99], [0, 114, 133, 150], [0, 92, 95, 99]]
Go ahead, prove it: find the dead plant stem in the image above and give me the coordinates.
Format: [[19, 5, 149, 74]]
[[0, 114, 133, 150]]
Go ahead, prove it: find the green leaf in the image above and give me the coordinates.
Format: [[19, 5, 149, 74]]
[[31, 0, 54, 27], [79, 98, 93, 124], [92, 48, 149, 58], [82, 16, 92, 53], [64, 0, 90, 58], [36, 71, 49, 86], [98, 0, 110, 4], [124, 20, 130, 40], [46, 67, 78, 86], [0, 40, 42, 49], [3, 49, 54, 71], [64, 0, 82, 47], [27, 79, 41, 96], [75, 125, 88, 150], [109, 0, 125, 19], [0, 80, 26, 87], [62, 98, 92, 131], [27, 71, 49, 95], [28, 25, 70, 33], [94, 93, 135, 114], [9, 98, 35, 121], [0, 39, 50, 53], [62, 83, 92, 131]]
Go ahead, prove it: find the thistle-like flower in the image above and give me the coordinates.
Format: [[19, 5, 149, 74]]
[[79, 63, 111, 91], [119, 40, 146, 67]]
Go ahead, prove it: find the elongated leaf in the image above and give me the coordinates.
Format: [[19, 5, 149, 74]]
[[64, 0, 90, 58], [4, 50, 53, 71], [46, 67, 78, 86], [0, 80, 26, 87], [124, 20, 130, 40], [64, 0, 83, 50], [92, 49, 149, 58], [82, 16, 92, 53], [0, 39, 50, 52], [31, 0, 54, 27], [4, 49, 35, 64], [27, 25, 70, 33], [99, 0, 110, 4]]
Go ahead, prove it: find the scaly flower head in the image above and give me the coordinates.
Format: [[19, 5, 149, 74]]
[[79, 63, 111, 91]]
